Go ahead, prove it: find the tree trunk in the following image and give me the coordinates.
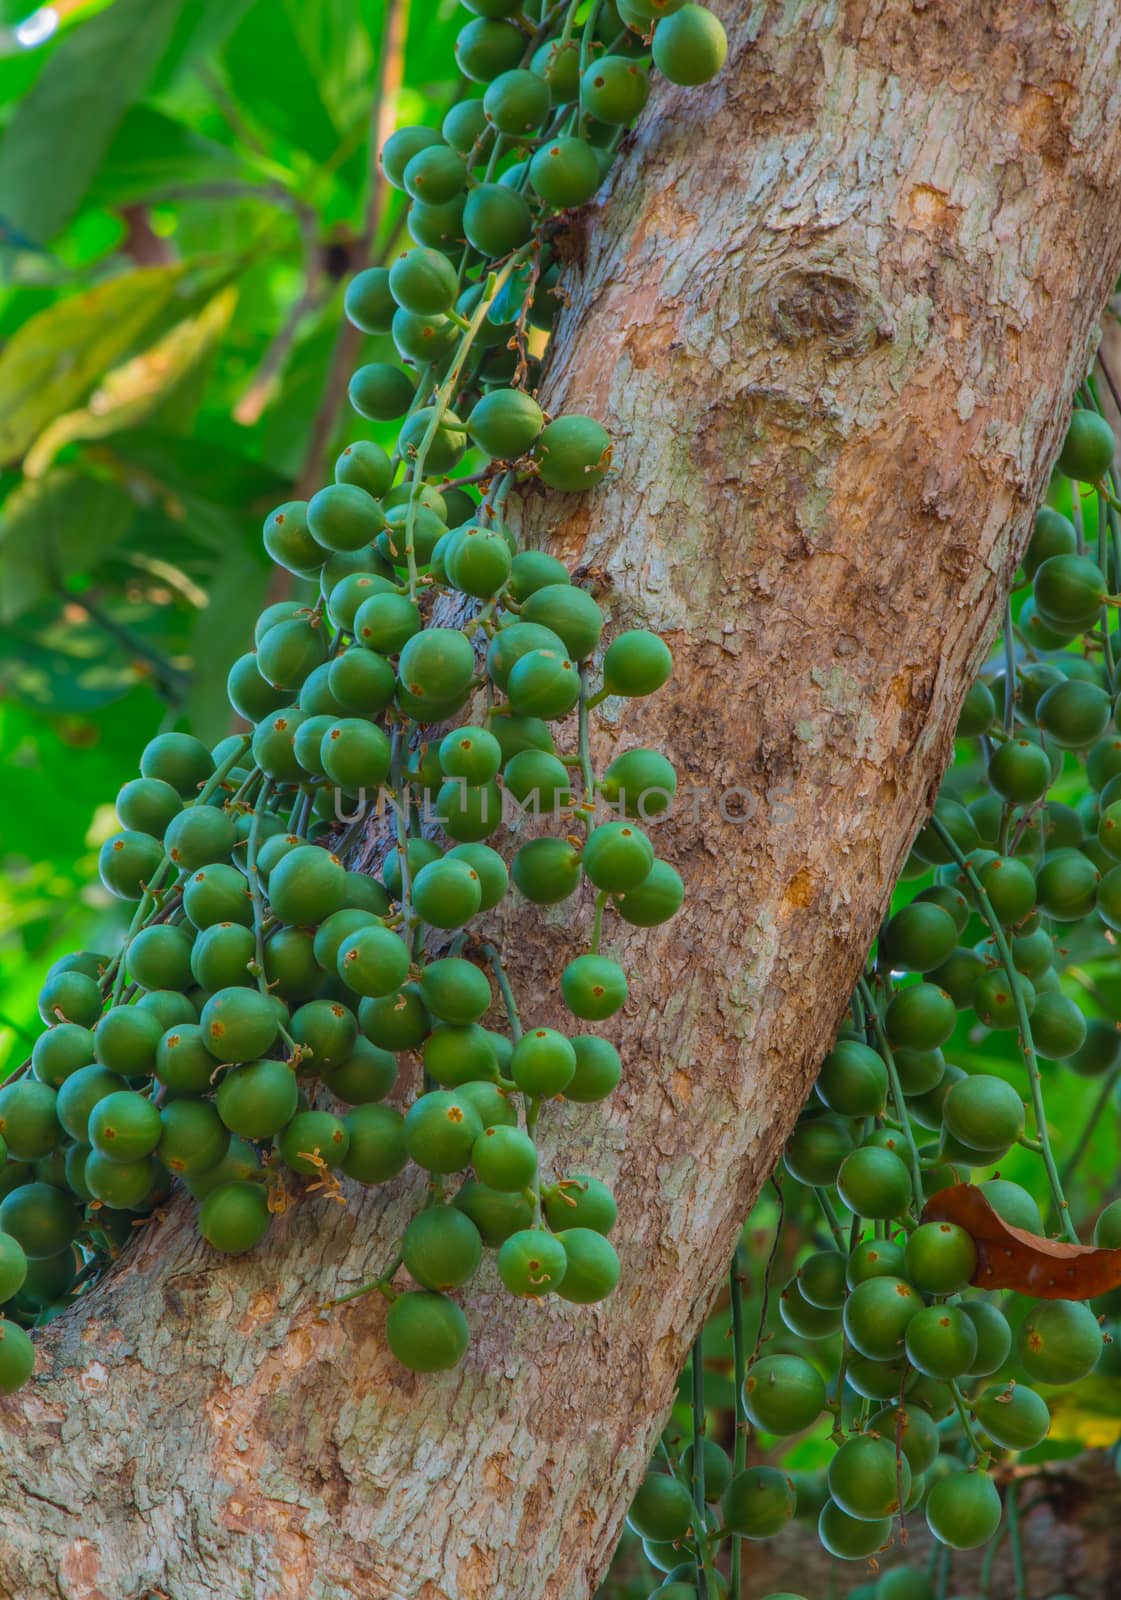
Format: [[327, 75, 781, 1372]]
[[5, 5, 1121, 1598]]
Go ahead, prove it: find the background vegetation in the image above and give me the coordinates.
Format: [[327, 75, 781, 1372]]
[[2, 5, 1119, 1597]]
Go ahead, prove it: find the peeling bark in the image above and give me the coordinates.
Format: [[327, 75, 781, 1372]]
[[5, 3, 1121, 1597]]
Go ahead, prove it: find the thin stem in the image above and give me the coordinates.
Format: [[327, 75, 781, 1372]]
[[814, 1186, 847, 1250], [690, 1339, 720, 1600], [729, 1242, 747, 1600], [858, 975, 925, 1211], [246, 779, 275, 995], [321, 1253, 403, 1309], [1061, 1064, 1121, 1186], [482, 943, 523, 1042], [1006, 1478, 1027, 1600], [930, 814, 1078, 1241]]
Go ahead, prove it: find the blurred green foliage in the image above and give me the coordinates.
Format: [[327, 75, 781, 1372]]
[[0, 0, 464, 1075]]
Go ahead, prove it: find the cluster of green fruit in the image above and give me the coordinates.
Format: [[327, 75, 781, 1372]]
[[616, 397, 1121, 1599], [0, 0, 734, 1394]]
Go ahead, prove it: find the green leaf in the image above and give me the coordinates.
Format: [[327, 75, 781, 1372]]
[[23, 286, 240, 477], [150, 0, 259, 90], [84, 106, 244, 210], [223, 0, 340, 163], [0, 0, 189, 246], [0, 471, 135, 623], [0, 264, 184, 465]]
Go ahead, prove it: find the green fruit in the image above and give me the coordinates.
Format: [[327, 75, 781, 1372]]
[[0, 1079, 59, 1161], [472, 1125, 537, 1191], [86, 1150, 160, 1209], [0, 1182, 80, 1259], [583, 822, 654, 892], [904, 1221, 977, 1295], [554, 1228, 620, 1302], [397, 408, 468, 475], [743, 1354, 826, 1435], [974, 853, 1037, 924], [417, 959, 492, 1026], [199, 1181, 271, 1254], [867, 1404, 940, 1477], [1058, 408, 1116, 480], [200, 988, 279, 1063], [784, 1115, 855, 1186], [956, 678, 996, 737], [340, 1103, 408, 1183], [349, 362, 416, 422], [99, 830, 165, 901], [943, 1073, 1024, 1153], [543, 1174, 617, 1234], [116, 776, 182, 838], [498, 1227, 567, 1295], [445, 524, 514, 598], [817, 1500, 891, 1561], [413, 858, 484, 928], [829, 1435, 911, 1520], [533, 416, 612, 491], [389, 245, 460, 314], [885, 983, 956, 1050], [652, 3, 727, 82], [1030, 990, 1087, 1059], [1036, 848, 1099, 921], [403, 1206, 483, 1290], [487, 621, 569, 689], [323, 1037, 398, 1105], [268, 845, 348, 926], [183, 863, 251, 930], [386, 1290, 470, 1372], [278, 1109, 350, 1174], [307, 483, 385, 555], [564, 1035, 622, 1102], [581, 54, 650, 122], [337, 925, 410, 998], [1036, 678, 1111, 749], [455, 15, 525, 80], [1033, 553, 1107, 627], [880, 902, 958, 972], [1018, 1299, 1102, 1384], [483, 66, 550, 134], [157, 1098, 229, 1176], [215, 1059, 298, 1140], [603, 630, 672, 697], [327, 648, 396, 715], [723, 1466, 796, 1539], [31, 1024, 94, 1089], [403, 143, 468, 205], [0, 1232, 28, 1302], [128, 924, 194, 992], [454, 1179, 534, 1245], [972, 967, 1036, 1031], [353, 592, 421, 653], [816, 1040, 887, 1117], [440, 726, 503, 785], [837, 1145, 912, 1219], [530, 136, 602, 207], [561, 954, 627, 1020], [1023, 506, 1077, 577], [359, 985, 431, 1052], [345, 265, 395, 332], [289, 999, 357, 1073], [681, 1437, 732, 1504], [140, 733, 214, 799], [88, 1090, 161, 1163], [404, 1091, 483, 1174], [0, 1320, 35, 1394], [846, 1239, 906, 1288], [628, 1474, 694, 1541], [974, 1381, 1050, 1449], [463, 182, 533, 255], [925, 1470, 1001, 1550], [844, 1276, 921, 1362], [335, 439, 394, 500], [422, 1022, 498, 1088], [904, 1305, 978, 1380], [511, 1027, 576, 1095], [446, 843, 509, 911], [614, 859, 684, 926], [512, 837, 582, 903]]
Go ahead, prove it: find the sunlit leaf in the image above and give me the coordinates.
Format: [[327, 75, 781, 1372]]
[[24, 286, 239, 477], [0, 264, 184, 464]]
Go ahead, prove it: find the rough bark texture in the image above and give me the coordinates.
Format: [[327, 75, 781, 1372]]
[[5, 4, 1121, 1598]]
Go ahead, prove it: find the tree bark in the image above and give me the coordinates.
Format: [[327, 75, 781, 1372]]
[[6, 4, 1121, 1598]]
